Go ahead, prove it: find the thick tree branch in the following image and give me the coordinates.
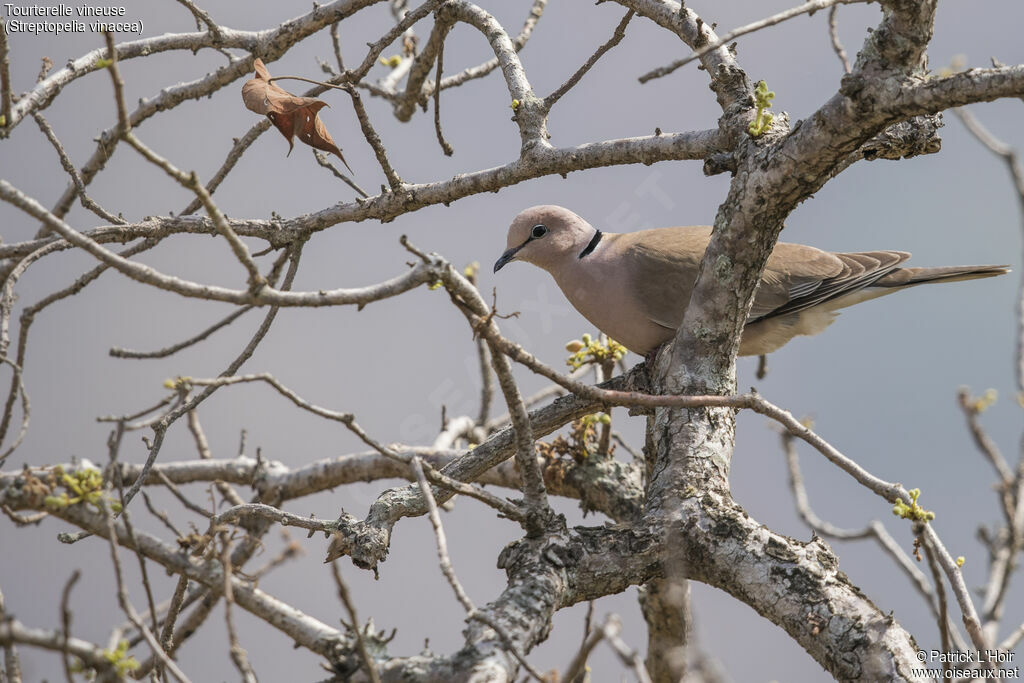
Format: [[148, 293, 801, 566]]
[[0, 128, 721, 263]]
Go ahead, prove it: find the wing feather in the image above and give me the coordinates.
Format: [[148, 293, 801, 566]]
[[618, 226, 911, 329]]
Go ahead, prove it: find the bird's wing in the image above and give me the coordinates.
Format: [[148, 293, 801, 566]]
[[618, 226, 709, 331], [750, 248, 910, 322], [618, 226, 910, 329]]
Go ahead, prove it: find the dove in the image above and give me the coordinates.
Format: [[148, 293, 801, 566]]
[[493, 205, 1009, 356]]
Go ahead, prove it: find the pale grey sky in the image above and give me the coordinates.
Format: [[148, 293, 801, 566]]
[[1, 1, 1022, 681]]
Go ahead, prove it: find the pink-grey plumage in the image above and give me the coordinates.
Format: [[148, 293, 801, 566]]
[[493, 205, 1009, 356]]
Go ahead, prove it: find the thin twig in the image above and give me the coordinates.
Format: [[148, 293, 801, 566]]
[[102, 32, 129, 134], [476, 339, 493, 428], [179, 119, 271, 216], [597, 360, 614, 458], [410, 456, 475, 612], [174, 0, 222, 41], [111, 247, 290, 360], [183, 372, 525, 522], [330, 22, 345, 72], [1, 505, 47, 526], [0, 238, 160, 457], [111, 307, 253, 359], [348, 0, 442, 83], [313, 149, 369, 196], [0, 587, 22, 683], [330, 563, 382, 683], [97, 394, 175, 424], [436, 0, 547, 93], [101, 503, 192, 683], [0, 359, 29, 467], [638, 0, 866, 83], [114, 481, 161, 639], [921, 523, 994, 661], [484, 367, 589, 431], [392, 8, 455, 119], [827, 5, 851, 73], [868, 519, 969, 651], [920, 533, 952, 661], [218, 534, 258, 683], [957, 388, 1014, 488], [141, 490, 182, 537], [103, 32, 265, 294], [109, 420, 161, 636], [411, 458, 547, 682], [188, 408, 245, 507], [953, 106, 1024, 393], [1000, 622, 1024, 652], [344, 85, 403, 189], [156, 469, 213, 519], [433, 39, 454, 156], [107, 242, 304, 515], [158, 576, 190, 662], [0, 16, 12, 136], [782, 432, 872, 541], [561, 610, 603, 683], [265, 75, 349, 91], [979, 454, 1024, 640], [431, 255, 549, 523], [209, 503, 339, 535], [612, 431, 643, 462], [248, 532, 303, 580], [597, 615, 652, 683], [32, 113, 126, 225], [123, 139, 265, 291], [544, 10, 633, 110], [59, 570, 80, 683]]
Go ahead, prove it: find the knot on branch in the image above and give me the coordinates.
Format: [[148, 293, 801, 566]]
[[703, 152, 737, 176], [557, 455, 644, 521], [497, 516, 580, 574], [327, 618, 394, 679], [0, 466, 56, 510], [323, 512, 391, 575], [250, 455, 289, 505], [861, 115, 943, 161]]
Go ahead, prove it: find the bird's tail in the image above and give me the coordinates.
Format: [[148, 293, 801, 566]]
[[875, 264, 1011, 287]]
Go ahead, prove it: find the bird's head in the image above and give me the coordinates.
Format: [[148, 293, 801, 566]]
[[494, 205, 598, 273]]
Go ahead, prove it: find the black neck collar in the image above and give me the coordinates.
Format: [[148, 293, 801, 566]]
[[578, 229, 603, 260]]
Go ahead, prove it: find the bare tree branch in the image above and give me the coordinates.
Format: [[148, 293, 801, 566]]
[[827, 5, 851, 73], [2, 1, 1022, 680], [330, 562, 383, 683], [544, 10, 634, 110], [0, 16, 10, 137], [638, 0, 865, 83]]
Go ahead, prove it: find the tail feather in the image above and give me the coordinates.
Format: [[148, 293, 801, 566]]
[[875, 264, 1011, 287]]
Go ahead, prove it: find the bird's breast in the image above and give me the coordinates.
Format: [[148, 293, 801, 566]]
[[551, 260, 674, 354]]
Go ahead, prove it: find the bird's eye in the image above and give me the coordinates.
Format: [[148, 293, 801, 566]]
[[531, 224, 548, 239]]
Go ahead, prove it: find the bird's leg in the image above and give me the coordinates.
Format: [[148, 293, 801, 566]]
[[756, 354, 769, 380]]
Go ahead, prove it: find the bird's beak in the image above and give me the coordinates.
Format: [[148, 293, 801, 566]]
[[493, 245, 522, 273]]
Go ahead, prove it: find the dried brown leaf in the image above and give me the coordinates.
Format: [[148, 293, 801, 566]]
[[242, 58, 352, 172]]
